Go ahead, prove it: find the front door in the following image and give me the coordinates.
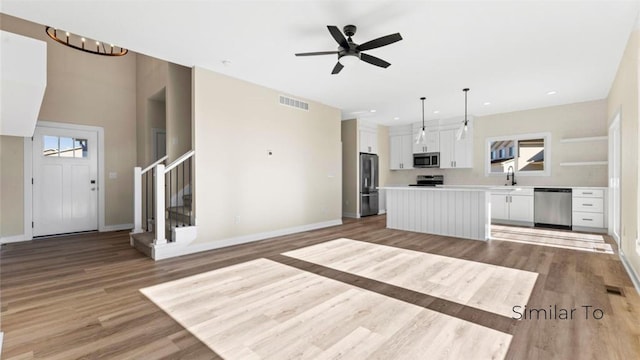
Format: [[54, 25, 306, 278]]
[[32, 125, 98, 236]]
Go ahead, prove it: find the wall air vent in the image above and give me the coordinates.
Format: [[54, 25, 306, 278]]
[[279, 95, 309, 111]]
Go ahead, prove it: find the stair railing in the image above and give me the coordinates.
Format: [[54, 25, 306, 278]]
[[164, 150, 195, 242], [133, 155, 167, 235], [133, 150, 194, 245]]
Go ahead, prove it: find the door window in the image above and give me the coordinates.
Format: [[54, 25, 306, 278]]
[[43, 135, 88, 158]]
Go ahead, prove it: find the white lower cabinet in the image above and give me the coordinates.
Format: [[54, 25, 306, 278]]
[[491, 190, 534, 224], [572, 188, 605, 231]]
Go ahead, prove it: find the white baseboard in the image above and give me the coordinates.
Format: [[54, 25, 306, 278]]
[[101, 223, 133, 232], [378, 210, 386, 215], [0, 331, 3, 356], [620, 250, 640, 295], [152, 219, 342, 260], [342, 212, 359, 219], [0, 234, 28, 244]]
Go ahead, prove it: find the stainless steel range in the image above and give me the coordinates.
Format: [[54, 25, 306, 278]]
[[409, 175, 444, 187]]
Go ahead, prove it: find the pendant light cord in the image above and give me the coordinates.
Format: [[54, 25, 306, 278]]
[[463, 88, 469, 125], [420, 97, 426, 130]]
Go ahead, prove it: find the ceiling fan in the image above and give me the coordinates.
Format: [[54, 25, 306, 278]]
[[295, 25, 403, 74]]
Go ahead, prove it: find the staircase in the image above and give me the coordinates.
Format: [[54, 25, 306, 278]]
[[130, 151, 196, 259]]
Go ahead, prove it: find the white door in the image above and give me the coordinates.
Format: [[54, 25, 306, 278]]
[[608, 114, 621, 244], [33, 126, 98, 236]]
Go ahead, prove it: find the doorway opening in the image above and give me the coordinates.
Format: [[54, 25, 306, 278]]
[[608, 111, 621, 246]]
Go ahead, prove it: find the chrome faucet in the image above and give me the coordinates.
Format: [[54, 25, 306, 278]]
[[506, 166, 516, 186]]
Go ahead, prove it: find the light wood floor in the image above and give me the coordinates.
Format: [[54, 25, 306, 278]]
[[283, 238, 538, 318], [142, 258, 512, 359], [491, 225, 614, 254], [1, 215, 639, 359]]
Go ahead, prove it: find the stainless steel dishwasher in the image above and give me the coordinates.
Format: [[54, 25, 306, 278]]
[[534, 188, 572, 229]]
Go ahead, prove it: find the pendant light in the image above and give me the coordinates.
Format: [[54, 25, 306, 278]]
[[415, 97, 427, 144], [456, 88, 470, 141]]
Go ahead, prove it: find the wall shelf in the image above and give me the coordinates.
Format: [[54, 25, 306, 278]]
[[560, 136, 607, 144], [560, 161, 608, 167]]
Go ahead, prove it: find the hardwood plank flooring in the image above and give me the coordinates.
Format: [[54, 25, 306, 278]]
[[1, 216, 639, 359], [491, 225, 614, 254], [283, 238, 538, 318], [141, 258, 512, 359]]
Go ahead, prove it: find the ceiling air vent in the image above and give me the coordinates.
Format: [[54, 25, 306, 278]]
[[279, 95, 309, 111]]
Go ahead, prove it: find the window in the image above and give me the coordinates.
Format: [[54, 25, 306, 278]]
[[486, 133, 550, 176], [43, 136, 88, 158]]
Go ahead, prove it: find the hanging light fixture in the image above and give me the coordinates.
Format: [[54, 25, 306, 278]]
[[415, 97, 427, 144], [45, 26, 128, 56], [456, 88, 470, 140]]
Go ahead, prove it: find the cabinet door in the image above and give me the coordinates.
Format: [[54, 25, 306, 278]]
[[439, 129, 455, 168], [359, 130, 377, 154], [412, 127, 427, 154], [389, 135, 403, 170], [426, 128, 440, 152], [401, 135, 414, 169], [509, 195, 534, 222], [453, 136, 472, 168], [491, 194, 509, 220]]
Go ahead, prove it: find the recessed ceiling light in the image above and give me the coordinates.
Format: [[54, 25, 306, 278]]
[[547, 91, 557, 95], [433, 110, 440, 114], [483, 102, 491, 106], [393, 117, 400, 120], [370, 109, 377, 113]]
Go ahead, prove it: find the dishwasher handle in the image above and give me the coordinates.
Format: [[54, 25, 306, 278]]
[[534, 188, 572, 193]]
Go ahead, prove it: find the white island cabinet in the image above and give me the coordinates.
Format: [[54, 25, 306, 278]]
[[380, 186, 490, 241]]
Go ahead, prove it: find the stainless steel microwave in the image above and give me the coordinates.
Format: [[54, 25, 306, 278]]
[[413, 152, 440, 168]]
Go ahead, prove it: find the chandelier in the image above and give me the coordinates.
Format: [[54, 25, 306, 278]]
[[45, 26, 128, 56]]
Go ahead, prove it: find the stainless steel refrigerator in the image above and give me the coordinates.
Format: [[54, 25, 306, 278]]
[[360, 153, 379, 217]]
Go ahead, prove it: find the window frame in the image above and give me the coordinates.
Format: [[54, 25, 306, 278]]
[[485, 132, 551, 177]]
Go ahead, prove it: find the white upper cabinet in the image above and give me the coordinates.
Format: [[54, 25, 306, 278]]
[[439, 121, 473, 169], [389, 125, 414, 170], [359, 121, 377, 154], [412, 123, 440, 154]]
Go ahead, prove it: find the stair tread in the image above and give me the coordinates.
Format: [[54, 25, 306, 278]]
[[131, 232, 155, 246]]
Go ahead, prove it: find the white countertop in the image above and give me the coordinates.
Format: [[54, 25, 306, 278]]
[[379, 186, 491, 192], [381, 185, 607, 191], [436, 185, 607, 190]]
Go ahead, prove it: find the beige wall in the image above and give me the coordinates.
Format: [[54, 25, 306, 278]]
[[192, 67, 341, 243], [386, 99, 608, 188], [0, 14, 137, 230], [341, 119, 358, 215], [136, 54, 168, 166], [607, 29, 640, 281], [166, 63, 192, 162], [0, 136, 24, 237]]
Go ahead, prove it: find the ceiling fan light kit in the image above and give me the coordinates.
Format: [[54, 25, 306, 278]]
[[295, 24, 402, 74], [456, 88, 470, 141]]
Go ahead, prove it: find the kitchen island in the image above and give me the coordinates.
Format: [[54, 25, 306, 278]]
[[380, 186, 494, 241]]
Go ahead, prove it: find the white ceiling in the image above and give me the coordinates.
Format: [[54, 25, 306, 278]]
[[2, 1, 638, 125]]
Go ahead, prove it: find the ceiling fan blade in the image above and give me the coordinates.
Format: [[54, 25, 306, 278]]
[[360, 53, 391, 68], [295, 51, 339, 56], [327, 25, 349, 49], [331, 62, 344, 74], [357, 33, 403, 51]]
